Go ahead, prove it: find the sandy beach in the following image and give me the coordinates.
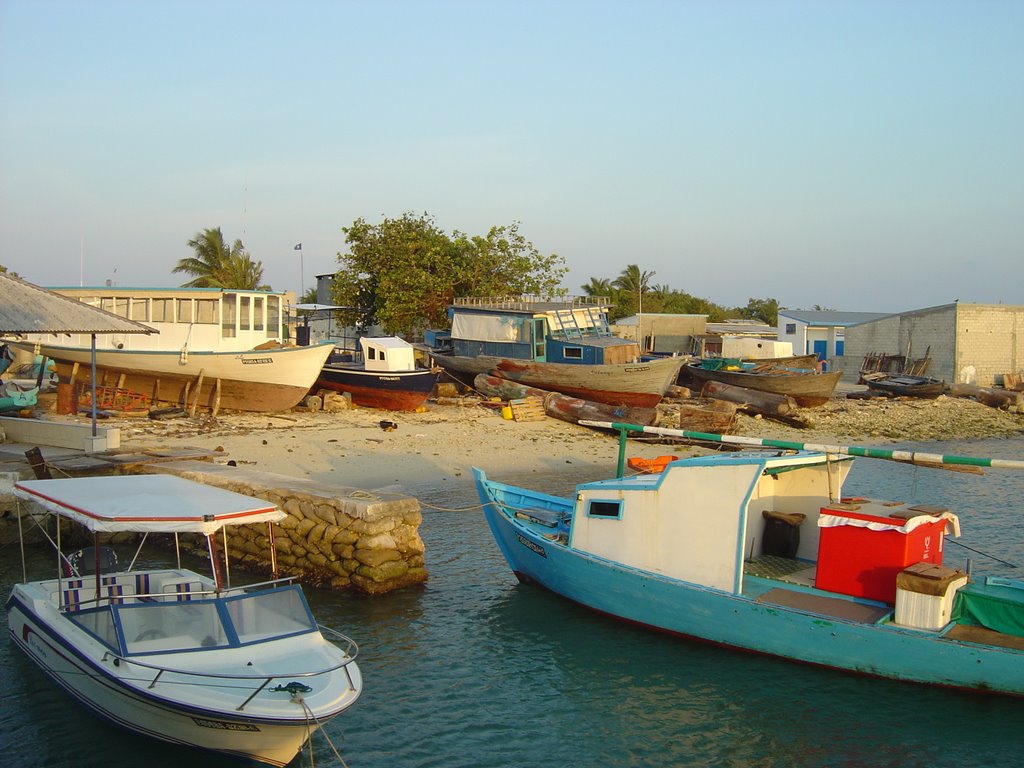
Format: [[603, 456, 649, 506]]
[[105, 390, 1024, 494]]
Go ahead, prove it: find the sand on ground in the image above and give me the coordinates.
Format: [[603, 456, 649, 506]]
[[100, 390, 1024, 494]]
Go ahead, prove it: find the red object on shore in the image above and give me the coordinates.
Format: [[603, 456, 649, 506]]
[[626, 455, 679, 474], [815, 503, 948, 604]]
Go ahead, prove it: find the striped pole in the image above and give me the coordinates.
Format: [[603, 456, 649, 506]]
[[579, 420, 1024, 474]]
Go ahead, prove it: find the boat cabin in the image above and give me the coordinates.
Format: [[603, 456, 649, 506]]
[[359, 336, 418, 372], [32, 286, 290, 352], [426, 296, 641, 364], [570, 452, 854, 592]]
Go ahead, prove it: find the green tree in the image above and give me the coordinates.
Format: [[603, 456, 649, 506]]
[[175, 227, 268, 290], [0, 264, 18, 277], [737, 297, 780, 326], [612, 264, 658, 318], [333, 212, 566, 336], [580, 277, 612, 297]]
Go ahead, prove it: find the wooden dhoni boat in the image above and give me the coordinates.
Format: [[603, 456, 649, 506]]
[[862, 373, 946, 399], [681, 361, 841, 407], [475, 423, 1024, 696], [11, 340, 334, 413], [315, 337, 441, 411]]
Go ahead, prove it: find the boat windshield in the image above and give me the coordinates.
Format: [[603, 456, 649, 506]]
[[106, 585, 317, 656]]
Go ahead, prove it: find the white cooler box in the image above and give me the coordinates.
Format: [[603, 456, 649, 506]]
[[895, 562, 969, 630]]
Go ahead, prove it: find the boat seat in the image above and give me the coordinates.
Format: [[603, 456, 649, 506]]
[[515, 507, 563, 527], [101, 583, 136, 606], [160, 581, 205, 602]]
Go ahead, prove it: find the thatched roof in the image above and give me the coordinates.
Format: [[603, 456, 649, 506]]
[[0, 272, 154, 336]]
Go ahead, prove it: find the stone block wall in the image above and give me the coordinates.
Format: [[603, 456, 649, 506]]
[[956, 305, 1024, 386], [142, 460, 428, 594]]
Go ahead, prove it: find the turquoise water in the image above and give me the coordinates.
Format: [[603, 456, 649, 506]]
[[3, 438, 1024, 767]]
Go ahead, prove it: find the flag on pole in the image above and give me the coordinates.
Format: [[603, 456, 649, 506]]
[[294, 243, 302, 250]]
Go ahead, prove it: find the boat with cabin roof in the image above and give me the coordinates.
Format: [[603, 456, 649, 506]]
[[315, 336, 441, 411], [426, 296, 684, 407], [6, 474, 362, 765], [474, 423, 1024, 695], [7, 286, 332, 413]]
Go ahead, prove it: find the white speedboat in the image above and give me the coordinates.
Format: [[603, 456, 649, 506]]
[[7, 474, 362, 766]]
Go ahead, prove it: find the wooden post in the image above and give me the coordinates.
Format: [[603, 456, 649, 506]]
[[25, 447, 52, 479], [211, 378, 222, 418], [189, 370, 205, 416]]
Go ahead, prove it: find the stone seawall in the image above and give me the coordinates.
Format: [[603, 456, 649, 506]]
[[141, 460, 427, 594]]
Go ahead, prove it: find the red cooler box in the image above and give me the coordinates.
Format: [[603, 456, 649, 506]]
[[815, 501, 952, 604]]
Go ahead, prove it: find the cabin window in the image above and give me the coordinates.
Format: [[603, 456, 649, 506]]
[[253, 297, 264, 331], [101, 297, 129, 318], [563, 346, 583, 360], [195, 299, 218, 324], [130, 299, 149, 321], [267, 296, 280, 336], [222, 294, 237, 338], [239, 296, 251, 331], [151, 299, 173, 322], [587, 500, 623, 519], [177, 299, 193, 323]]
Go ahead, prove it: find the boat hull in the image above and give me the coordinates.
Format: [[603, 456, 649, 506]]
[[864, 375, 946, 399], [474, 469, 1024, 696], [6, 586, 360, 766], [15, 341, 334, 413], [315, 365, 440, 410], [681, 364, 841, 407], [436, 354, 683, 408]]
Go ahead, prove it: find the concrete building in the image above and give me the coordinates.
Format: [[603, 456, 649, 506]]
[[843, 302, 1024, 386], [611, 314, 706, 355], [777, 310, 891, 372]]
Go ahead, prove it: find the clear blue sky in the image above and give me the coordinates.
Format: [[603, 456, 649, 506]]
[[1, 0, 1021, 313]]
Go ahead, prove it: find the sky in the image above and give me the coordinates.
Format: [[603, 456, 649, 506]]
[[1, 1, 1021, 313]]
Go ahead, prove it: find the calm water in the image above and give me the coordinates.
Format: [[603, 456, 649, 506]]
[[3, 438, 1024, 768]]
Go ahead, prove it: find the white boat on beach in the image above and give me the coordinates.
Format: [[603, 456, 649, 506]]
[[11, 338, 334, 413], [6, 474, 363, 766], [8, 286, 332, 412]]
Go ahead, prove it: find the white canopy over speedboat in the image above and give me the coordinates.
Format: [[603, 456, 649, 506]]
[[6, 474, 362, 766]]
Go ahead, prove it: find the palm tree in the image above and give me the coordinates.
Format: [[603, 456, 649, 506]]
[[612, 264, 657, 316], [580, 277, 612, 298], [175, 227, 267, 289]]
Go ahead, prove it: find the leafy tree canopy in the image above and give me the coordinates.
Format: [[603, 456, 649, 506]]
[[581, 270, 783, 325], [174, 227, 270, 290], [333, 212, 567, 336]]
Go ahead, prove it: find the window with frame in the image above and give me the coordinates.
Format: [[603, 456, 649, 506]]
[[222, 294, 237, 337], [151, 299, 173, 322], [267, 296, 280, 336], [253, 297, 264, 331], [563, 346, 583, 360], [785, 323, 796, 334], [195, 299, 218, 324], [177, 299, 193, 323], [239, 296, 251, 331], [587, 500, 623, 519]]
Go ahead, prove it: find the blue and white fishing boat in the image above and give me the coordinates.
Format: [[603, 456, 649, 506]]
[[474, 422, 1024, 696], [6, 475, 362, 765]]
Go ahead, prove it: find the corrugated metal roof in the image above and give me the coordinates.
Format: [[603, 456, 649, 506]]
[[777, 310, 893, 326], [0, 272, 154, 335]]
